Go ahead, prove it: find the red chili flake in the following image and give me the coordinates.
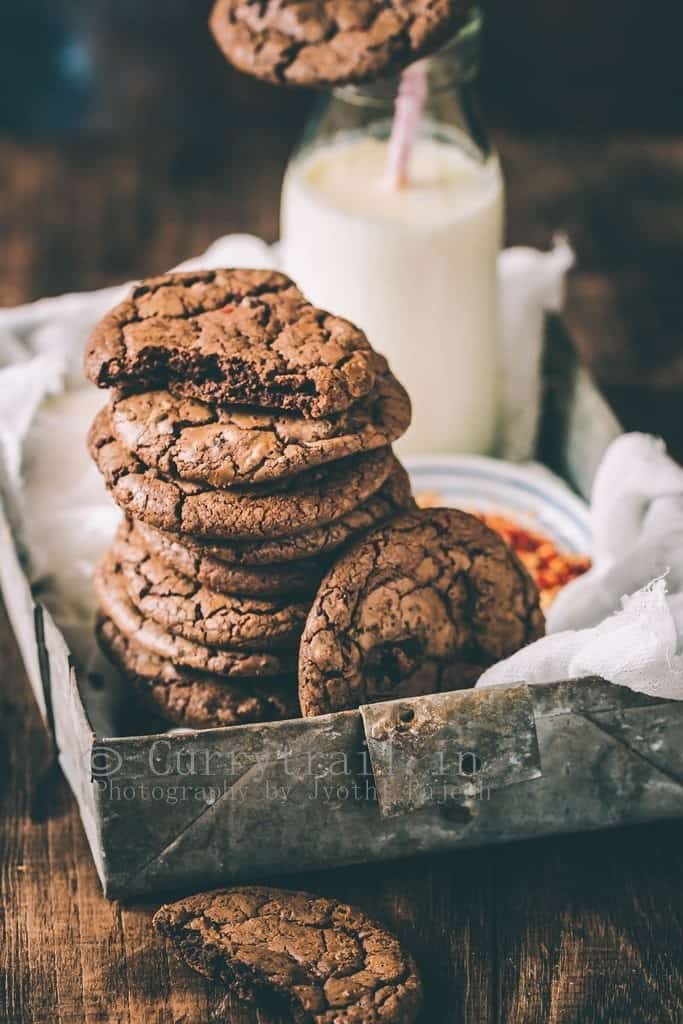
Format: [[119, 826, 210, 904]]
[[473, 510, 591, 610], [220, 304, 236, 314]]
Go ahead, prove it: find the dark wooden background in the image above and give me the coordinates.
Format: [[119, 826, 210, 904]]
[[1, 2, 683, 1022]]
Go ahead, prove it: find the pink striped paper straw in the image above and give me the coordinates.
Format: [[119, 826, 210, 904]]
[[383, 61, 429, 189]]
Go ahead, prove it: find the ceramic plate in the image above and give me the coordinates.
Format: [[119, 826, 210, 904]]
[[405, 454, 592, 555]]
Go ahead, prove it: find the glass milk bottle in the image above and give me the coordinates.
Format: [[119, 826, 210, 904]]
[[281, 8, 503, 456]]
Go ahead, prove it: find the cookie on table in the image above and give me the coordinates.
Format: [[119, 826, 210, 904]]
[[210, 0, 471, 88], [97, 618, 298, 729], [84, 269, 379, 419], [113, 525, 308, 651], [129, 519, 324, 597], [89, 407, 394, 540], [154, 886, 422, 1024], [108, 367, 410, 487], [132, 458, 416, 567], [299, 507, 545, 716], [94, 552, 297, 678]]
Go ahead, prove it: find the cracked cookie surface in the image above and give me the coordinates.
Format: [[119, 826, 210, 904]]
[[299, 507, 545, 716], [89, 406, 394, 540], [132, 459, 415, 566], [154, 886, 422, 1024], [130, 520, 325, 597], [210, 0, 470, 87], [97, 617, 299, 728], [113, 525, 308, 651], [109, 368, 410, 487], [85, 269, 378, 418], [94, 551, 297, 678]]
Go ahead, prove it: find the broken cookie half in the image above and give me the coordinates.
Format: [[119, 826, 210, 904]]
[[154, 885, 422, 1024]]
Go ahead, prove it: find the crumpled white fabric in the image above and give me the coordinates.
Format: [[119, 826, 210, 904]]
[[478, 433, 683, 699], [497, 234, 575, 462]]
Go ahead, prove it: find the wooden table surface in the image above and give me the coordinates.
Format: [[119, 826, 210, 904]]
[[2, 125, 683, 1024]]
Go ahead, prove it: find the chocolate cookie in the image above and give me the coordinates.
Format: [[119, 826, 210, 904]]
[[94, 552, 297, 678], [97, 618, 299, 729], [131, 520, 324, 597], [89, 407, 394, 540], [298, 507, 545, 716], [154, 886, 422, 1024], [133, 458, 415, 567], [85, 269, 378, 418], [210, 0, 470, 87], [113, 526, 308, 651], [109, 369, 410, 487]]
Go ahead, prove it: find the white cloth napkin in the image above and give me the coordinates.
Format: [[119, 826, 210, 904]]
[[497, 234, 575, 461], [478, 433, 683, 699]]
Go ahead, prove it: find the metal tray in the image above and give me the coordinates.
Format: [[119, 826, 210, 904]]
[[5, 318, 683, 900]]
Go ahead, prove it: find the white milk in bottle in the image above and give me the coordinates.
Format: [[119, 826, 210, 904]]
[[280, 10, 503, 455]]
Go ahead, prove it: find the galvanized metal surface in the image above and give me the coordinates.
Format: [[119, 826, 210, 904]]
[[78, 678, 683, 898], [361, 684, 542, 818]]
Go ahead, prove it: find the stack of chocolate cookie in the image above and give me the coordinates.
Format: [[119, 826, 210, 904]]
[[84, 269, 414, 730]]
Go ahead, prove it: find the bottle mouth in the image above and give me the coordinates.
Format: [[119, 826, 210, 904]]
[[333, 5, 482, 108]]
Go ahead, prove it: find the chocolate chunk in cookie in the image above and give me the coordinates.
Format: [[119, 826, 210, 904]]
[[113, 525, 308, 651], [85, 269, 378, 418], [154, 886, 422, 1024], [130, 520, 325, 597], [210, 0, 471, 87], [94, 551, 297, 678], [97, 618, 298, 729], [89, 406, 394, 540], [109, 369, 410, 487], [299, 507, 545, 716]]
